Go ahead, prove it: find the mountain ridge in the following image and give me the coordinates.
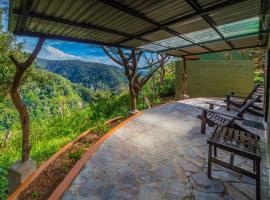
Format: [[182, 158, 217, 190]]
[[36, 58, 127, 91]]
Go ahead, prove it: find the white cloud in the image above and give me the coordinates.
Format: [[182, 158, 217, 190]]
[[38, 45, 120, 67], [39, 46, 82, 60]]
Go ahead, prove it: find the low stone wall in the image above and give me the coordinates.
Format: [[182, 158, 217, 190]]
[[175, 60, 254, 99]]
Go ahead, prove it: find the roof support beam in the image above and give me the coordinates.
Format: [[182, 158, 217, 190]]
[[98, 0, 211, 52], [179, 44, 265, 57], [13, 31, 132, 49], [167, 43, 265, 57], [13, 30, 191, 54], [16, 0, 33, 32], [184, 0, 235, 49], [13, 9, 133, 38], [115, 0, 246, 44], [158, 31, 267, 53]]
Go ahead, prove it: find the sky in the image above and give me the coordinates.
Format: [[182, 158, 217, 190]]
[[16, 37, 119, 66]]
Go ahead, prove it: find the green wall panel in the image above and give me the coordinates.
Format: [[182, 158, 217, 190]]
[[175, 60, 254, 98]]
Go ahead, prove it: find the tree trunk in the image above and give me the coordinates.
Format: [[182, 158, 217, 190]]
[[9, 37, 45, 162], [129, 83, 137, 111], [160, 66, 165, 85], [10, 70, 30, 162]]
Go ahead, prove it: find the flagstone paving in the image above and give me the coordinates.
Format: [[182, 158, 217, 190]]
[[62, 98, 270, 200]]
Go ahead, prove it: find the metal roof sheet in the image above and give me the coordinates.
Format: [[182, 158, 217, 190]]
[[9, 0, 269, 56]]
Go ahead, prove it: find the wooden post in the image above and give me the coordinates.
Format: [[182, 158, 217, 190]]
[[201, 110, 207, 134], [226, 95, 230, 111], [180, 57, 188, 99], [208, 144, 212, 178], [9, 37, 45, 162], [256, 159, 261, 200]]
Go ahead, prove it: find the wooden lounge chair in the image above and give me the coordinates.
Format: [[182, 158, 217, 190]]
[[200, 96, 261, 134], [208, 125, 261, 200], [226, 84, 264, 117], [204, 101, 265, 130]]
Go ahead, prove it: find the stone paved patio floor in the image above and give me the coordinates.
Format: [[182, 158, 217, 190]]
[[62, 98, 270, 200]]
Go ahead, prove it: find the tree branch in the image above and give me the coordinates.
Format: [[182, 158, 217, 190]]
[[101, 46, 123, 66]]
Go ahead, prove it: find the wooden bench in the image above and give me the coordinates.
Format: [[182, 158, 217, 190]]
[[208, 125, 261, 200]]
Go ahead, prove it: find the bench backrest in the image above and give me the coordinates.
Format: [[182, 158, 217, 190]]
[[237, 95, 262, 117], [242, 84, 261, 105]]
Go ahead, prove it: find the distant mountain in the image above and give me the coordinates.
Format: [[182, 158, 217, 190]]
[[36, 58, 127, 91]]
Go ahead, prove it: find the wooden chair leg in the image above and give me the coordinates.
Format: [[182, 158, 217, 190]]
[[226, 95, 230, 111], [214, 146, 217, 157], [229, 153, 235, 167], [208, 144, 212, 178], [256, 159, 261, 200], [253, 159, 256, 172], [201, 110, 207, 134]]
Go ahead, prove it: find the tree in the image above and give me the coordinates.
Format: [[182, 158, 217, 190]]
[[9, 38, 45, 162], [102, 47, 169, 112]]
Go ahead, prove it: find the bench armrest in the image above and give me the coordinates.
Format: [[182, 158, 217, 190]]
[[228, 91, 249, 95], [199, 107, 242, 120], [205, 101, 240, 111], [226, 95, 248, 99]]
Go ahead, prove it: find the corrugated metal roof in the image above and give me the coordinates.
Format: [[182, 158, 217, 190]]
[[115, 0, 194, 24], [169, 17, 211, 34], [230, 35, 262, 48], [9, 0, 269, 56], [181, 45, 209, 54], [204, 41, 231, 51], [209, 0, 261, 25]]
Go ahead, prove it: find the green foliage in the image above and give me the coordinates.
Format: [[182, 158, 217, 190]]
[[254, 73, 264, 84], [137, 62, 175, 109], [0, 168, 7, 199], [92, 123, 111, 137], [68, 149, 84, 162], [31, 191, 40, 198]]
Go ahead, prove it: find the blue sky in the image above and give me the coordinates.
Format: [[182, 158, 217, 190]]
[[16, 37, 118, 66]]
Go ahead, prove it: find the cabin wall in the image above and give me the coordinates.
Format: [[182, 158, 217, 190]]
[[175, 60, 254, 99]]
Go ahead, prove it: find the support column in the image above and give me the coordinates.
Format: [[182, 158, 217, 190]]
[[180, 57, 189, 99]]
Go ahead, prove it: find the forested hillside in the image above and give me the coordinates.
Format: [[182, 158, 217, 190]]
[[0, 68, 94, 132], [37, 58, 127, 90]]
